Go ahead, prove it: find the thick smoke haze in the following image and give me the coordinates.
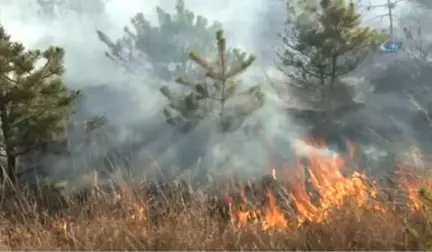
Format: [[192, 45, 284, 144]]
[[0, 0, 288, 125], [0, 0, 426, 185], [0, 0, 278, 81], [0, 0, 297, 182]]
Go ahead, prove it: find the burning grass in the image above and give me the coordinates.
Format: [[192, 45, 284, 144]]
[[0, 140, 432, 250]]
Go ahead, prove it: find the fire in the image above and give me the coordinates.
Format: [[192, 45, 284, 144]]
[[397, 166, 432, 211], [229, 189, 288, 230], [229, 186, 260, 228], [262, 190, 288, 230], [290, 165, 383, 225], [45, 138, 432, 235], [228, 138, 388, 230], [114, 192, 122, 202], [113, 191, 147, 221], [232, 207, 260, 227], [51, 218, 68, 234], [130, 202, 147, 221], [288, 140, 385, 225]]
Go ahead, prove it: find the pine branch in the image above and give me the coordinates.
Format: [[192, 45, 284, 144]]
[[160, 29, 262, 132], [278, 0, 385, 111], [0, 25, 79, 181], [97, 0, 222, 80]]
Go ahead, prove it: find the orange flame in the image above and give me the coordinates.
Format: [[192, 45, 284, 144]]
[[288, 140, 385, 225], [130, 202, 147, 221], [262, 190, 288, 230], [397, 166, 432, 211], [51, 218, 68, 234], [229, 138, 389, 230]]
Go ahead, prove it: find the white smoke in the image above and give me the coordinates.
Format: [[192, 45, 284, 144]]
[[0, 0, 414, 183]]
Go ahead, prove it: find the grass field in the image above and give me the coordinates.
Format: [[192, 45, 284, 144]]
[[1, 143, 432, 251]]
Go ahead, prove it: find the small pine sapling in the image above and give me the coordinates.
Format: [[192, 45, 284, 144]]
[[160, 30, 264, 132]]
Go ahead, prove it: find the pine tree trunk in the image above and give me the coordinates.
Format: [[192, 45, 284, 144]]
[[387, 0, 394, 40], [0, 102, 17, 182], [6, 154, 17, 182], [327, 55, 338, 121]]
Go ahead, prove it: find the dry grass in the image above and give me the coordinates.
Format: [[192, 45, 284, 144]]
[[0, 172, 429, 251]]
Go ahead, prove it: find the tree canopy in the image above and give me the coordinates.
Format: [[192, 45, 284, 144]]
[[279, 0, 385, 112], [0, 25, 79, 181], [97, 0, 222, 81], [276, 0, 387, 150]]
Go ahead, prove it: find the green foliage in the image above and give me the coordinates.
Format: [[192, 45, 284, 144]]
[[97, 0, 222, 80], [280, 0, 386, 110], [0, 25, 79, 180], [160, 30, 264, 133]]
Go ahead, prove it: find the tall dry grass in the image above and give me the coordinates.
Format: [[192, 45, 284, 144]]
[[0, 168, 429, 251]]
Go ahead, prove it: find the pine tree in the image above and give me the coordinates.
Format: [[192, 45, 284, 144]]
[[0, 25, 79, 182], [277, 0, 386, 149], [279, 0, 385, 113], [97, 0, 222, 80], [160, 30, 264, 133], [363, 0, 404, 39]]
